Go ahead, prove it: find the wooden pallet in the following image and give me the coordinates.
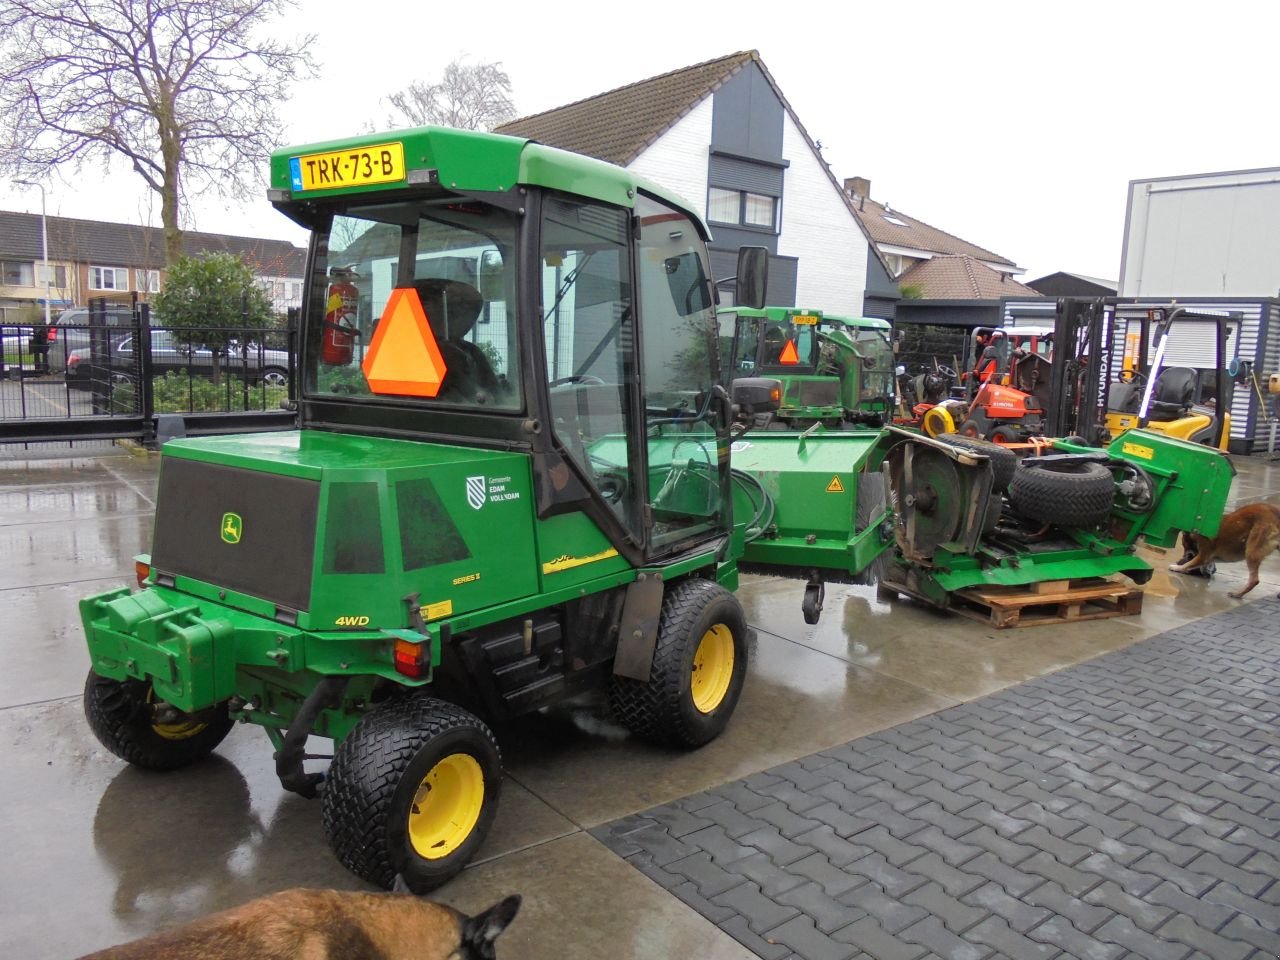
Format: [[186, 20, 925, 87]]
[[950, 578, 1144, 628]]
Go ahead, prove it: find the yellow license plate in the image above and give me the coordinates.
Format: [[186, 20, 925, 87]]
[[792, 314, 819, 325], [290, 142, 406, 191]]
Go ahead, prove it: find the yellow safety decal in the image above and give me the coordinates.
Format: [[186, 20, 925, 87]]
[[421, 599, 453, 621], [452, 572, 481, 586], [1122, 442, 1155, 460], [826, 475, 846, 493], [542, 548, 620, 575]]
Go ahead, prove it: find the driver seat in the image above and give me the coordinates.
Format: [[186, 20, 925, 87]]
[[413, 278, 501, 400], [1148, 366, 1198, 421]]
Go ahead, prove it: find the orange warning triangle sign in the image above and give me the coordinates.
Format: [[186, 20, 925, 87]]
[[362, 287, 448, 397], [779, 339, 800, 365], [826, 475, 845, 493]]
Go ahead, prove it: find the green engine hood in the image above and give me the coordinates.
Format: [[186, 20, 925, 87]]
[[151, 430, 538, 631]]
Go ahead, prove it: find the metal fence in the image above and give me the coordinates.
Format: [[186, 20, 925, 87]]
[[0, 297, 297, 445]]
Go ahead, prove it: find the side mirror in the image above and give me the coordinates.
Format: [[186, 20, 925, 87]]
[[732, 376, 782, 416], [735, 247, 768, 310]]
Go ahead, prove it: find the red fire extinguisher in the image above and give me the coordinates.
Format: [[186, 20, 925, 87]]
[[322, 268, 359, 365]]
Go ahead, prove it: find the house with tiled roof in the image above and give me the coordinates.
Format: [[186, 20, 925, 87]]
[[843, 177, 1021, 283], [499, 51, 894, 318], [897, 255, 1038, 300], [0, 210, 306, 322]]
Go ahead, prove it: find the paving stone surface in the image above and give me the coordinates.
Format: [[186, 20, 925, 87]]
[[591, 598, 1280, 960]]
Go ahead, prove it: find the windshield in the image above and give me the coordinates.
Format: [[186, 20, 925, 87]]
[[853, 327, 895, 400], [304, 200, 520, 409]]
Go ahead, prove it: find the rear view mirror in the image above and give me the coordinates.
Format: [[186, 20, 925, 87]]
[[735, 247, 768, 310], [732, 376, 782, 416]]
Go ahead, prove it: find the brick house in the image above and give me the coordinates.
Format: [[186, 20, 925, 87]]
[[0, 210, 305, 322]]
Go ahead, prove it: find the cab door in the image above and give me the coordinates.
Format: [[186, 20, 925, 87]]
[[633, 194, 729, 557]]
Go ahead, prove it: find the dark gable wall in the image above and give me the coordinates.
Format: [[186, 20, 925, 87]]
[[711, 64, 783, 159], [863, 249, 899, 321], [707, 63, 796, 305]]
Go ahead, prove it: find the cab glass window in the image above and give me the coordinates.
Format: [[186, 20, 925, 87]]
[[541, 196, 640, 533], [305, 201, 520, 409], [636, 194, 721, 548]]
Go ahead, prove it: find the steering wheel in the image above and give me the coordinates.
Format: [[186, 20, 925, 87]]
[[935, 365, 957, 379], [1118, 369, 1147, 385], [549, 374, 605, 387]]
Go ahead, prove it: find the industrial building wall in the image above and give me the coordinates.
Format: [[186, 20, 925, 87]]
[[1119, 168, 1280, 298]]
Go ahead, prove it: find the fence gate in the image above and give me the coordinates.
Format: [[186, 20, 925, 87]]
[[0, 298, 297, 446]]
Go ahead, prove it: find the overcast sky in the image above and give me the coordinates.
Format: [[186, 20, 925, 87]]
[[3, 0, 1276, 285]]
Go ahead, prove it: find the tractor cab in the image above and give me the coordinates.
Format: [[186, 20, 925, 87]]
[[270, 130, 769, 569], [729, 306, 894, 427], [1105, 307, 1233, 451]]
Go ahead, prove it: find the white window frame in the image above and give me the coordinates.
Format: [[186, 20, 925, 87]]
[[135, 268, 160, 293], [90, 266, 129, 291]]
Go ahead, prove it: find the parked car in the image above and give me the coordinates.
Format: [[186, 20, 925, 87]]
[[67, 329, 290, 388]]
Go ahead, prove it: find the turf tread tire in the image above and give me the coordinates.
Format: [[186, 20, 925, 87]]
[[608, 579, 747, 749], [1009, 461, 1114, 528], [321, 696, 501, 894], [83, 671, 233, 771], [935, 432, 1017, 491]]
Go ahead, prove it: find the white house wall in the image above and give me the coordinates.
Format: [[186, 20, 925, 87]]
[[776, 114, 867, 316], [630, 96, 870, 317], [627, 98, 712, 220]]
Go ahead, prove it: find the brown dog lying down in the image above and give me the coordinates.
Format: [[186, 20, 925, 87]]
[[76, 886, 520, 960], [1169, 502, 1280, 599]]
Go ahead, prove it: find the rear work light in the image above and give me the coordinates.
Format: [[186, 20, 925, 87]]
[[393, 638, 428, 679], [135, 559, 151, 587]]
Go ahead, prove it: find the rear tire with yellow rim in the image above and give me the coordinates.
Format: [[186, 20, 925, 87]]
[[321, 696, 501, 893], [609, 578, 748, 748], [83, 670, 233, 771]]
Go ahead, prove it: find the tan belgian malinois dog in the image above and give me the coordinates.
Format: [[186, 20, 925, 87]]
[[76, 885, 521, 960], [1169, 502, 1280, 599]]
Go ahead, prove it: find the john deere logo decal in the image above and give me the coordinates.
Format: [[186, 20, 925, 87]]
[[221, 512, 243, 544], [465, 476, 486, 511]]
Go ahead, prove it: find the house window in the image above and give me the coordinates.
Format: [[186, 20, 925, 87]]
[[135, 268, 160, 293], [743, 192, 777, 229], [706, 187, 779, 232], [708, 187, 740, 224], [883, 253, 904, 277], [90, 266, 129, 290], [1, 261, 35, 286], [35, 264, 67, 287]]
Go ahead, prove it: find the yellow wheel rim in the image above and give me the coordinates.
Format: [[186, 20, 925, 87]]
[[146, 687, 207, 741], [690, 624, 735, 714], [407, 753, 485, 860], [921, 406, 955, 437]]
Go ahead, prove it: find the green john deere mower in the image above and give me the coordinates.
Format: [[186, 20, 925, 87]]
[[81, 126, 785, 892]]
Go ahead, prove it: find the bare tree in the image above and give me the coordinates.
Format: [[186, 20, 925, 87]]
[[386, 58, 516, 131], [0, 0, 316, 266]]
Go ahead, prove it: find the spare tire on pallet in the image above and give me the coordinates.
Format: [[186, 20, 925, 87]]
[[935, 433, 1017, 492], [1009, 461, 1114, 528]]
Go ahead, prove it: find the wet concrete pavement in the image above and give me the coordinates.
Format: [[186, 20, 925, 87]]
[[0, 446, 1276, 958]]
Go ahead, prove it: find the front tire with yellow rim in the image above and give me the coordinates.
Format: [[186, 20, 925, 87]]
[[321, 696, 501, 893], [83, 670, 233, 771], [609, 578, 748, 748]]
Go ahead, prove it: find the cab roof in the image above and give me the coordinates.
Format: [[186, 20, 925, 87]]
[[270, 125, 710, 234], [733, 306, 891, 330]]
